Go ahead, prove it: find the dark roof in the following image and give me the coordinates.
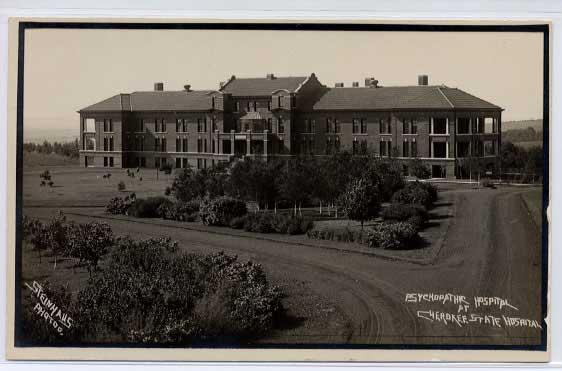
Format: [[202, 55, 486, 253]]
[[80, 91, 215, 112], [220, 76, 308, 96], [313, 86, 501, 111]]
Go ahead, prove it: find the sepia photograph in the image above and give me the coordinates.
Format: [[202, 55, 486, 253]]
[[7, 20, 550, 361]]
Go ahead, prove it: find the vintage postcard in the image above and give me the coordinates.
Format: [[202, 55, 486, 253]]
[[5, 19, 550, 362]]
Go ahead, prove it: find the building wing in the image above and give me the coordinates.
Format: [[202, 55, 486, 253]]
[[220, 75, 308, 96]]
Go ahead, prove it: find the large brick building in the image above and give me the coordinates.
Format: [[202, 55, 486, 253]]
[[79, 73, 502, 178]]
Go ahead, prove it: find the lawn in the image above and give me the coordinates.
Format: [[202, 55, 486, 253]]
[[23, 166, 174, 208], [23, 151, 79, 169]]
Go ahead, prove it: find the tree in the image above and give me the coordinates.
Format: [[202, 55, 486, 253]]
[[171, 165, 228, 202], [66, 222, 114, 277], [44, 211, 67, 269], [278, 156, 317, 215], [338, 176, 381, 229]]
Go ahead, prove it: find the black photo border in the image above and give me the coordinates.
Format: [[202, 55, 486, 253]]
[[13, 21, 550, 352]]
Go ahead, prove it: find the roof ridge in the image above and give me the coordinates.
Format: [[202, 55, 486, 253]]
[[441, 86, 499, 108], [437, 86, 455, 108], [397, 86, 443, 108]]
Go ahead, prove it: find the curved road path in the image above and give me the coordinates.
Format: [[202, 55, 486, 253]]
[[24, 186, 543, 346]]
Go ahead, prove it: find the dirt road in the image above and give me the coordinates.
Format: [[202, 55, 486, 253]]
[[23, 186, 544, 346]]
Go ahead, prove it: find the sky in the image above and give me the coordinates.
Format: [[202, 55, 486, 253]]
[[23, 28, 544, 140]]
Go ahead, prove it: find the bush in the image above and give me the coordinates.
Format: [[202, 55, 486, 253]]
[[235, 213, 314, 235], [367, 221, 419, 250], [307, 226, 368, 244], [391, 181, 436, 208], [117, 181, 126, 191], [337, 176, 381, 227], [157, 200, 200, 221], [105, 193, 136, 215], [199, 197, 247, 226], [229, 216, 246, 229], [128, 197, 170, 218], [73, 239, 282, 345], [409, 159, 431, 179], [481, 178, 496, 189], [160, 162, 173, 175], [382, 203, 428, 228]]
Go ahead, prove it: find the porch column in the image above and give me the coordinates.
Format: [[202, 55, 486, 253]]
[[215, 129, 221, 154], [246, 130, 252, 155], [264, 130, 269, 157]]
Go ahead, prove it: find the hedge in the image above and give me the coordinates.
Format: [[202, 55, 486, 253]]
[[157, 200, 200, 221], [366, 221, 419, 250], [229, 213, 313, 235], [391, 181, 437, 208], [128, 197, 170, 218], [381, 203, 428, 228], [199, 197, 247, 226], [306, 226, 368, 244]]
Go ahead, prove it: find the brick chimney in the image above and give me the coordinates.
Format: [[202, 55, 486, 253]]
[[352, 82, 359, 87], [335, 82, 344, 88], [266, 73, 276, 80], [184, 84, 191, 92], [154, 82, 164, 91], [418, 75, 429, 86], [364, 77, 379, 88]]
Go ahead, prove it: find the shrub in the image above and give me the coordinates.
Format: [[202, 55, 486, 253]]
[[199, 197, 247, 226], [481, 178, 496, 189], [128, 196, 170, 218], [243, 213, 275, 233], [157, 200, 200, 221], [105, 193, 136, 215], [409, 159, 431, 179], [117, 181, 126, 191], [229, 216, 246, 229], [307, 226, 368, 244], [22, 215, 42, 241], [391, 181, 436, 208], [164, 186, 172, 196], [367, 221, 419, 250], [382, 203, 428, 228], [160, 162, 173, 175], [74, 239, 282, 345]]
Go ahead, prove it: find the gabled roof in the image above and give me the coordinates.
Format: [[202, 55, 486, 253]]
[[79, 91, 215, 112], [220, 76, 308, 96], [312, 85, 501, 111]]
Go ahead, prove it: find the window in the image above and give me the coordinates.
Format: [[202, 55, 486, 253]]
[[197, 119, 203, 133], [403, 141, 409, 157], [103, 119, 113, 132], [162, 138, 167, 152], [411, 141, 417, 157], [352, 118, 360, 134], [458, 118, 470, 134], [291, 95, 296, 108], [432, 142, 447, 158], [411, 119, 417, 134], [278, 118, 285, 134], [246, 101, 251, 111], [334, 119, 340, 134], [84, 136, 95, 150], [136, 137, 145, 151], [484, 140, 496, 156], [156, 119, 166, 133], [326, 118, 332, 133], [267, 118, 272, 132], [183, 138, 188, 153], [84, 118, 95, 132], [353, 140, 358, 154], [326, 138, 332, 154], [176, 137, 181, 152], [103, 157, 108, 167], [403, 119, 410, 134], [267, 100, 271, 111], [103, 137, 108, 151], [380, 141, 387, 156], [235, 101, 240, 112], [212, 118, 217, 132], [182, 158, 188, 168], [361, 119, 367, 134], [335, 136, 340, 152], [485, 117, 496, 133], [197, 158, 203, 169], [379, 118, 391, 134], [473, 118, 484, 134], [311, 119, 316, 133], [197, 138, 202, 153], [277, 96, 282, 108], [109, 137, 114, 151], [432, 118, 447, 134], [204, 139, 208, 153], [253, 101, 257, 111], [154, 138, 160, 152], [109, 157, 114, 167], [137, 119, 145, 133], [176, 119, 183, 132], [211, 97, 216, 109], [309, 138, 314, 154], [176, 158, 182, 168]]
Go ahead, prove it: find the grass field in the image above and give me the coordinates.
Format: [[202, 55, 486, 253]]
[[23, 166, 174, 207], [23, 151, 79, 168]]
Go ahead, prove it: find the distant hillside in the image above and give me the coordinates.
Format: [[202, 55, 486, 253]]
[[502, 119, 543, 132]]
